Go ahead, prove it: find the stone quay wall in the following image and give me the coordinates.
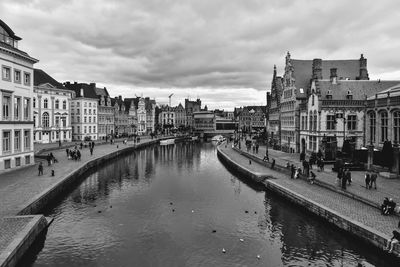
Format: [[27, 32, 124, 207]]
[[216, 146, 397, 255]]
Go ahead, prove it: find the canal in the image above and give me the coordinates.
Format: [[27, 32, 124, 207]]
[[22, 142, 395, 266]]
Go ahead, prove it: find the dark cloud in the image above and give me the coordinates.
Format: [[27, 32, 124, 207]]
[[0, 0, 399, 110]]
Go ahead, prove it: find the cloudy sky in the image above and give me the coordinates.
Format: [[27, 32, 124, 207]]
[[1, 0, 399, 110]]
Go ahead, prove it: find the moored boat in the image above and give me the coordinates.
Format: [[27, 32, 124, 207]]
[[160, 139, 175, 145]]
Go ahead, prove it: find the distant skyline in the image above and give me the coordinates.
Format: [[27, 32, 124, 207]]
[[1, 0, 399, 110]]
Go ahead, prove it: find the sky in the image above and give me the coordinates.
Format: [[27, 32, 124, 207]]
[[1, 0, 400, 110]]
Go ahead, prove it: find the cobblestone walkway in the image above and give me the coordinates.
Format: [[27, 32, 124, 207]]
[[219, 145, 400, 238]]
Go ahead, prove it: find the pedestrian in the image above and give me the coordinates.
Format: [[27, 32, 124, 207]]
[[385, 230, 400, 253], [371, 171, 378, 189], [77, 149, 81, 160], [66, 148, 69, 157], [341, 169, 347, 190], [291, 164, 295, 179], [38, 162, 43, 176], [91, 141, 95, 149], [320, 158, 324, 171], [255, 143, 259, 154], [90, 147, 93, 156], [46, 154, 51, 166], [271, 159, 275, 169], [286, 162, 290, 169], [365, 171, 371, 189], [80, 142, 83, 149], [346, 169, 352, 185]]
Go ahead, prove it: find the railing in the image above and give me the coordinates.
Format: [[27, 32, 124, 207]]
[[321, 100, 365, 107]]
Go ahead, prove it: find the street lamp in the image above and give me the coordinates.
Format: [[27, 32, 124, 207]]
[[264, 114, 269, 158], [56, 124, 61, 147]]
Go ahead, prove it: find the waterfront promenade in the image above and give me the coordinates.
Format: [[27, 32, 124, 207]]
[[219, 142, 400, 254]]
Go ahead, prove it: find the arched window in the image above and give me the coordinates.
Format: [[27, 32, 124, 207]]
[[309, 111, 312, 131], [313, 111, 317, 131], [369, 112, 376, 143], [55, 99, 59, 109], [394, 111, 400, 143], [63, 100, 66, 109], [380, 111, 388, 142], [42, 112, 49, 128], [44, 99, 48, 109]]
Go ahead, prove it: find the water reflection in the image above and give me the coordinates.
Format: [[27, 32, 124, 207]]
[[22, 142, 400, 267]]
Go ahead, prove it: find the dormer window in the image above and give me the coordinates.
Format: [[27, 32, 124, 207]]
[[326, 90, 332, 100], [346, 90, 353, 100], [299, 88, 304, 94]]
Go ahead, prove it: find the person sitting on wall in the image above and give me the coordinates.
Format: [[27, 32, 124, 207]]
[[381, 197, 390, 215], [388, 198, 397, 215], [308, 171, 316, 184], [385, 230, 400, 253]]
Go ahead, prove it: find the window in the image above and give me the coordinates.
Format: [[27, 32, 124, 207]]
[[89, 117, 91, 123], [25, 155, 30, 165], [84, 117, 87, 123], [63, 131, 67, 139], [3, 131, 11, 153], [93, 126, 96, 133], [77, 116, 80, 123], [77, 126, 80, 133], [394, 111, 400, 143], [62, 117, 66, 127], [14, 69, 21, 83], [309, 112, 313, 131], [55, 99, 59, 109], [24, 72, 31, 86], [347, 115, 357, 131], [89, 109, 91, 114], [14, 97, 21, 120], [33, 115, 36, 127], [4, 159, 11, 169], [24, 130, 30, 150], [327, 115, 336, 130], [381, 112, 388, 142], [93, 117, 96, 123], [89, 126, 92, 133], [2, 95, 11, 120], [24, 98, 30, 120], [15, 157, 21, 167], [42, 112, 50, 128], [93, 109, 96, 115], [55, 116, 60, 127], [77, 108, 80, 114], [44, 99, 48, 108], [312, 95, 315, 106], [63, 100, 66, 109], [89, 103, 92, 107], [33, 98, 36, 108], [2, 66, 11, 81], [72, 126, 74, 133], [84, 126, 87, 133], [14, 130, 21, 152]]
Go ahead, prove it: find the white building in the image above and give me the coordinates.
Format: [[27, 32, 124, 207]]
[[0, 19, 38, 171], [64, 82, 98, 141], [33, 69, 73, 144]]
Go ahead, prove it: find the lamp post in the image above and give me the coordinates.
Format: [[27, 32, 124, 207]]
[[56, 125, 61, 147], [265, 114, 269, 159]]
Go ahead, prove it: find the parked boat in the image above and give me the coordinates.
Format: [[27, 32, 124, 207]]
[[160, 139, 175, 145], [191, 136, 199, 141], [211, 135, 225, 144]]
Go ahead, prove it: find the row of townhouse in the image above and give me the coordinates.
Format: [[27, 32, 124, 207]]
[[267, 52, 400, 160], [157, 99, 203, 131], [0, 19, 157, 171]]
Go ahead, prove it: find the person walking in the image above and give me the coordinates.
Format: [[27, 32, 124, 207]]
[[370, 171, 378, 189], [365, 171, 371, 189], [346, 169, 352, 185], [341, 169, 347, 190], [90, 147, 93, 156], [255, 143, 259, 154], [38, 162, 43, 176]]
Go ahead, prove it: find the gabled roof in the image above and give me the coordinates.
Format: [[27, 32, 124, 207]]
[[317, 80, 400, 100], [0, 19, 21, 40], [63, 82, 98, 99], [34, 69, 66, 89], [291, 59, 360, 92]]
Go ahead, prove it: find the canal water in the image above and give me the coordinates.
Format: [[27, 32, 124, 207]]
[[23, 142, 396, 267]]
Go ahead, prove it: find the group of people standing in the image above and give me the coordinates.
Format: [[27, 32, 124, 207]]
[[336, 168, 352, 189], [365, 170, 378, 189]]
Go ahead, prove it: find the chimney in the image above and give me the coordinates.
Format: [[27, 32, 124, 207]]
[[80, 88, 84, 97], [358, 54, 369, 80], [330, 68, 337, 84], [312, 59, 322, 80]]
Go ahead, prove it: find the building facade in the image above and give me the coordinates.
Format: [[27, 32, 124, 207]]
[[64, 82, 98, 141], [0, 19, 38, 171], [185, 98, 201, 129], [193, 111, 215, 132], [95, 86, 115, 140], [267, 65, 284, 148], [238, 106, 266, 133], [33, 69, 73, 144]]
